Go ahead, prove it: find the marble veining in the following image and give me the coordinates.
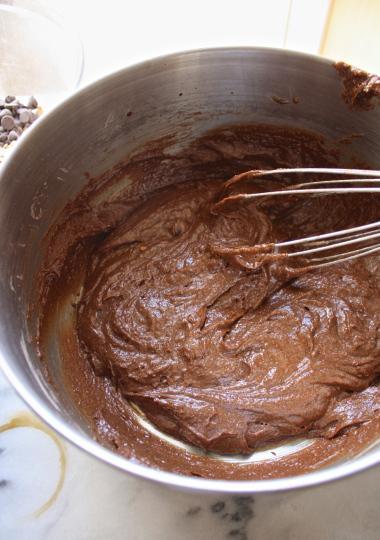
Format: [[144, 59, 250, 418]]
[[210, 497, 254, 539]]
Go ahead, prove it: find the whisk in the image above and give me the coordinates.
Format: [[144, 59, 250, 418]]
[[217, 168, 380, 269]]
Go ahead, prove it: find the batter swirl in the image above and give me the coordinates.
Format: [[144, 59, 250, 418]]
[[76, 156, 380, 454]]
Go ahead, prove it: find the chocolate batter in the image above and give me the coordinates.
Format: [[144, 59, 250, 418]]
[[38, 124, 380, 478], [335, 61, 380, 110]]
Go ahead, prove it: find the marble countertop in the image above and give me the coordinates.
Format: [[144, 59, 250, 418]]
[[1, 370, 380, 540]]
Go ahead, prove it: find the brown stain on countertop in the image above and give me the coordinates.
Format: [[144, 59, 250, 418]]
[[0, 412, 66, 517]]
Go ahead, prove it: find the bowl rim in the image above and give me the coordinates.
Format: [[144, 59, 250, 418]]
[[1, 45, 379, 494]]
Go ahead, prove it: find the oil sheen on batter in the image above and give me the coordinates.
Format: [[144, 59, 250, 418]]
[[40, 124, 380, 477]]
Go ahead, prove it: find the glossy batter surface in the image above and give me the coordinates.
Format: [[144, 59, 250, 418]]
[[39, 124, 380, 476], [75, 132, 380, 455]]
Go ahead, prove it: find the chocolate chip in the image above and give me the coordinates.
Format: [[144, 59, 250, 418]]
[[29, 111, 38, 123], [0, 109, 12, 118], [211, 501, 226, 513], [27, 96, 38, 109], [18, 108, 31, 124], [1, 115, 15, 130], [8, 130, 18, 142], [0, 95, 41, 145], [4, 101, 19, 111]]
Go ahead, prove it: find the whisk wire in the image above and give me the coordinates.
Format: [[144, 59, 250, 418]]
[[229, 168, 380, 269]]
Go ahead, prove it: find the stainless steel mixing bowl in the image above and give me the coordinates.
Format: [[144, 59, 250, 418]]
[[1, 47, 380, 493]]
